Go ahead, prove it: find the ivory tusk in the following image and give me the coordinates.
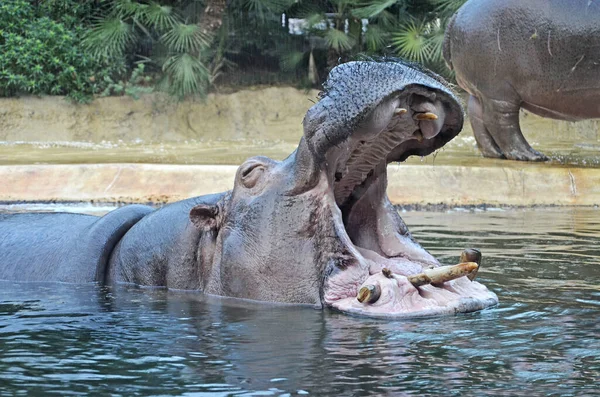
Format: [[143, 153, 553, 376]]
[[407, 262, 479, 287], [394, 107, 408, 116], [415, 112, 438, 120], [357, 284, 382, 304], [460, 248, 482, 281]]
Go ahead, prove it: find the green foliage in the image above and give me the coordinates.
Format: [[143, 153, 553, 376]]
[[277, 0, 467, 77], [82, 0, 215, 98], [0, 0, 469, 101], [101, 63, 154, 99], [35, 0, 98, 28], [391, 20, 434, 64], [0, 0, 125, 102]]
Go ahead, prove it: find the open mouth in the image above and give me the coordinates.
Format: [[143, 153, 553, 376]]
[[318, 91, 498, 318]]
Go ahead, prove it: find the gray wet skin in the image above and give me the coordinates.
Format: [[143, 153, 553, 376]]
[[0, 60, 498, 318], [444, 0, 600, 161]]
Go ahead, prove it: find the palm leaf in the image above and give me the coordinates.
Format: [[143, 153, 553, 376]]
[[391, 20, 432, 63], [433, 0, 467, 17], [242, 0, 296, 19], [163, 53, 209, 97], [161, 23, 211, 53], [113, 0, 143, 19], [280, 51, 306, 71], [142, 2, 179, 31], [364, 24, 387, 52], [300, 11, 327, 30], [374, 9, 397, 28], [352, 0, 398, 19], [83, 16, 137, 57], [324, 29, 356, 52], [425, 20, 445, 62]]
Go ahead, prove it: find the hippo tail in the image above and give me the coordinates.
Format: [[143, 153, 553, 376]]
[[85, 204, 155, 283], [442, 12, 458, 71]]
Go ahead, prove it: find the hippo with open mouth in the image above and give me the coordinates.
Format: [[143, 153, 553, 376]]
[[0, 60, 498, 318]]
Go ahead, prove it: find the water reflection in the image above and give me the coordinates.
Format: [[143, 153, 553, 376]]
[[0, 207, 599, 395], [1, 114, 599, 168]]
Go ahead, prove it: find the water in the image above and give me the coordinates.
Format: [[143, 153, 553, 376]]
[[1, 207, 599, 395], [1, 112, 599, 168]]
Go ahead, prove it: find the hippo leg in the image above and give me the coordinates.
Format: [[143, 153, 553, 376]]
[[468, 95, 504, 159], [480, 97, 548, 162]]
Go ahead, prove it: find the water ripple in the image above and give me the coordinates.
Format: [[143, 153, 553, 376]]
[[0, 208, 599, 395]]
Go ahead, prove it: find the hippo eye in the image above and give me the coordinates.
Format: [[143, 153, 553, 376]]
[[240, 162, 265, 189]]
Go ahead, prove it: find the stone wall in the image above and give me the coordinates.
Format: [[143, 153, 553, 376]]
[[0, 87, 320, 144]]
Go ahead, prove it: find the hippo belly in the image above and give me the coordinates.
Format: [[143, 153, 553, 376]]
[[444, 0, 600, 161]]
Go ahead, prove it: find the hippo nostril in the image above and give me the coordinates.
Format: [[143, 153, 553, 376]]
[[335, 172, 343, 182], [357, 284, 381, 304]]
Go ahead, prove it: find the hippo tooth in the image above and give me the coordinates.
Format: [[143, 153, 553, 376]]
[[357, 284, 381, 304], [413, 130, 424, 142], [460, 248, 482, 281], [394, 107, 408, 116], [407, 262, 478, 287], [414, 112, 438, 121]]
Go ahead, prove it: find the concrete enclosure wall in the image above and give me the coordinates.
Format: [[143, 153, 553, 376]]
[[0, 88, 319, 144]]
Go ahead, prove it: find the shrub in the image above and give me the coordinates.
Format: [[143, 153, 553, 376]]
[[0, 0, 125, 102], [83, 0, 214, 99]]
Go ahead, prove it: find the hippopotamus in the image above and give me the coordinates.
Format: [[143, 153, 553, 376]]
[[443, 0, 600, 161], [0, 60, 498, 318]]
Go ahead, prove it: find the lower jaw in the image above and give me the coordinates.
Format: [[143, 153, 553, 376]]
[[323, 171, 499, 317], [328, 277, 499, 318], [324, 260, 499, 318]]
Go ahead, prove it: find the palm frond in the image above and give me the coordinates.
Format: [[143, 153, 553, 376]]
[[352, 0, 397, 19], [391, 20, 432, 63], [161, 23, 211, 53], [280, 51, 306, 71], [432, 0, 467, 17], [374, 9, 397, 28], [324, 29, 356, 52], [163, 53, 210, 97], [304, 12, 327, 29], [142, 2, 179, 30], [242, 0, 296, 19], [425, 20, 445, 62], [83, 16, 137, 57], [287, 2, 324, 19], [364, 24, 387, 52], [113, 0, 144, 19]]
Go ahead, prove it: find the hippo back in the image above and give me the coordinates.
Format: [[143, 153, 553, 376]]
[[446, 0, 600, 102], [0, 205, 153, 283]]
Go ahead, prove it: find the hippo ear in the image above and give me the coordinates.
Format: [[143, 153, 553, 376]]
[[189, 204, 220, 231]]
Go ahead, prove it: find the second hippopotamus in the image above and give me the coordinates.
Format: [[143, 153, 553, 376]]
[[444, 0, 600, 161]]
